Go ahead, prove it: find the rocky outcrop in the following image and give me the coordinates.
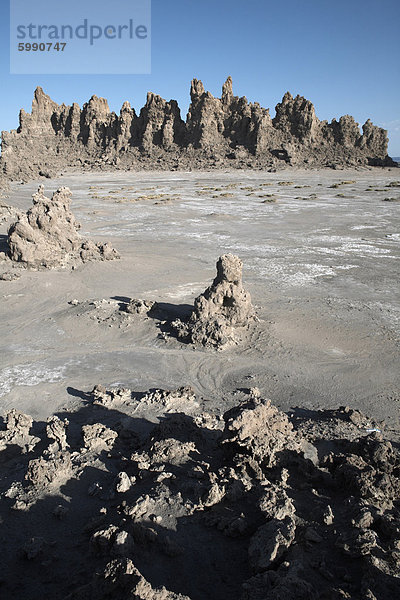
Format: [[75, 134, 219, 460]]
[[0, 409, 40, 454], [138, 93, 186, 153], [273, 92, 320, 142], [65, 558, 191, 600], [222, 391, 298, 467], [0, 78, 394, 183], [1, 387, 399, 599], [7, 184, 119, 268], [172, 253, 255, 348]]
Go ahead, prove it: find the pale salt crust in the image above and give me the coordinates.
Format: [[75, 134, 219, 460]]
[[1, 169, 399, 419], [0, 363, 68, 398]]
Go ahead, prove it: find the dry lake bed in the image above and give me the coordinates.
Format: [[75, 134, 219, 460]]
[[1, 167, 400, 600], [1, 168, 399, 426]]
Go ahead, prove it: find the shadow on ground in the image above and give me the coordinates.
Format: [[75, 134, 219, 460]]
[[0, 387, 399, 600]]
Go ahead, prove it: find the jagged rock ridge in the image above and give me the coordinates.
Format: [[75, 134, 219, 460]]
[[0, 78, 393, 182]]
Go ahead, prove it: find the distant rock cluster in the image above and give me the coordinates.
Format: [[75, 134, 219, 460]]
[[0, 77, 394, 183], [70, 253, 256, 349]]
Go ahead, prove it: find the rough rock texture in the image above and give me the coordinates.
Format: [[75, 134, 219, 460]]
[[222, 390, 298, 466], [82, 423, 118, 452], [25, 451, 72, 487], [65, 558, 191, 600], [0, 409, 39, 453], [0, 79, 394, 184], [46, 416, 69, 453], [1, 386, 399, 599], [248, 515, 296, 571], [124, 298, 157, 316], [172, 254, 255, 348], [91, 384, 132, 408], [7, 184, 119, 268]]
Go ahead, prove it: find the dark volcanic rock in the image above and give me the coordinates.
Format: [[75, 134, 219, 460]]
[[0, 78, 394, 183]]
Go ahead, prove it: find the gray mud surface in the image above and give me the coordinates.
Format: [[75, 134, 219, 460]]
[[0, 168, 399, 600], [1, 168, 399, 423]]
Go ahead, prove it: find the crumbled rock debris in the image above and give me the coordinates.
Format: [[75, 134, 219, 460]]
[[0, 386, 399, 599]]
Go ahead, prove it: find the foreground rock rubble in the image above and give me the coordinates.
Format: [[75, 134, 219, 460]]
[[4, 184, 119, 269], [0, 385, 399, 599], [0, 77, 394, 184]]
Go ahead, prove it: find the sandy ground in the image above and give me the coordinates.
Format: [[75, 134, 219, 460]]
[[1, 168, 400, 600], [0, 168, 399, 425]]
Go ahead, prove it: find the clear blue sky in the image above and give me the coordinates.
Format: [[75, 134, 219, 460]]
[[1, 0, 399, 155]]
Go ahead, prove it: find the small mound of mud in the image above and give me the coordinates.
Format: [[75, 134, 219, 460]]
[[1, 386, 399, 599], [172, 254, 256, 348], [7, 185, 119, 269], [68, 297, 157, 329], [124, 298, 157, 316]]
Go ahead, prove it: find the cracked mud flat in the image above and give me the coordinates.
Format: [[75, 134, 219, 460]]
[[0, 168, 399, 599]]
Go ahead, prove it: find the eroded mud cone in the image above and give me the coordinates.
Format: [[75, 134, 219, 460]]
[[7, 185, 119, 268], [173, 253, 255, 347], [194, 254, 254, 325]]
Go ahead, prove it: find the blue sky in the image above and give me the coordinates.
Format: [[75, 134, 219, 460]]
[[1, 0, 399, 155]]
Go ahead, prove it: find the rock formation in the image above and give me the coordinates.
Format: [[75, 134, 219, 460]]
[[0, 386, 399, 599], [70, 255, 254, 348], [0, 79, 394, 184], [172, 254, 255, 348], [65, 558, 191, 600], [0, 408, 40, 454], [7, 184, 119, 268], [222, 390, 298, 467]]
